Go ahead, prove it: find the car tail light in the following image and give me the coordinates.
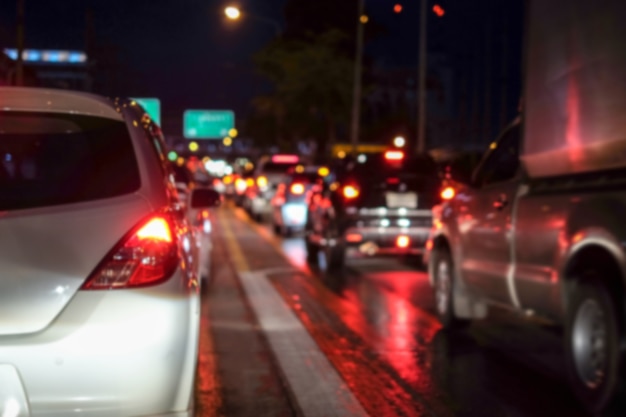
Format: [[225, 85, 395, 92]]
[[346, 233, 363, 243], [440, 186, 456, 200], [290, 182, 305, 195], [257, 175, 268, 188], [387, 177, 400, 184], [343, 185, 360, 199], [385, 150, 404, 161], [82, 215, 178, 290], [396, 235, 410, 248]]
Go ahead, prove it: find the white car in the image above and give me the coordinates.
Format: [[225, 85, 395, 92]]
[[0, 87, 220, 417]]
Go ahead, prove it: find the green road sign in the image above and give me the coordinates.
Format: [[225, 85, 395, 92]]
[[133, 98, 161, 125], [184, 110, 235, 139]]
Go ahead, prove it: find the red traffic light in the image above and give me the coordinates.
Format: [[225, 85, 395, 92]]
[[394, 4, 403, 13], [433, 4, 445, 17]]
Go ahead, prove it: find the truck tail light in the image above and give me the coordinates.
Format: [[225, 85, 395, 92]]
[[343, 185, 360, 199], [440, 186, 456, 200], [82, 214, 178, 290], [290, 182, 305, 195]]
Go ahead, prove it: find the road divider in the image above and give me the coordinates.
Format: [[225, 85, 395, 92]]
[[218, 209, 369, 417]]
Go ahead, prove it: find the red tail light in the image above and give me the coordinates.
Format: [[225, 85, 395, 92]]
[[385, 150, 404, 161], [346, 233, 363, 243], [343, 185, 360, 199], [440, 186, 456, 200], [82, 215, 178, 290], [290, 182, 305, 195]]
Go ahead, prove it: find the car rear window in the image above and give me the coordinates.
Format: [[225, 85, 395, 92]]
[[0, 112, 140, 211], [346, 154, 439, 182], [290, 172, 320, 183]]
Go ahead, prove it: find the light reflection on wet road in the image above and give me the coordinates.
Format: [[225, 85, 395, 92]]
[[255, 223, 626, 417]]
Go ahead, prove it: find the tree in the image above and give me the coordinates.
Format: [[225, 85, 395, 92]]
[[252, 30, 353, 158]]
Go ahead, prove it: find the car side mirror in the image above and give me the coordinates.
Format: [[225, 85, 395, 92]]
[[190, 187, 221, 208]]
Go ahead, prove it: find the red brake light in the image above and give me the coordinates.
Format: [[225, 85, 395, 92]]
[[346, 233, 363, 243], [82, 214, 178, 290], [137, 217, 173, 242], [387, 177, 400, 184], [440, 186, 456, 200], [385, 150, 404, 161], [272, 154, 299, 164], [343, 185, 360, 199], [290, 183, 305, 195]]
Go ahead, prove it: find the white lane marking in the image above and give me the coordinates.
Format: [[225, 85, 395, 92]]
[[239, 271, 369, 417]]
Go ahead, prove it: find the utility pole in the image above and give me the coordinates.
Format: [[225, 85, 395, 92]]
[[15, 0, 25, 86], [416, 0, 427, 154], [500, 3, 509, 129], [483, 3, 492, 142], [349, 0, 365, 152]]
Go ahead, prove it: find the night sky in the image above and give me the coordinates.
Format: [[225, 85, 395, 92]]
[[0, 1, 524, 139]]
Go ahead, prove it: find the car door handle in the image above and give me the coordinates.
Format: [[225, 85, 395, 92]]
[[492, 194, 508, 210]]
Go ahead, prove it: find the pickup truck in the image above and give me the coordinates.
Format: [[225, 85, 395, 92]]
[[425, 0, 626, 413]]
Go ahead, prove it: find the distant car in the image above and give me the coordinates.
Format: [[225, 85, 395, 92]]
[[270, 165, 330, 236], [172, 163, 193, 205], [0, 87, 220, 416], [243, 154, 301, 222], [233, 171, 254, 207], [306, 150, 445, 269]]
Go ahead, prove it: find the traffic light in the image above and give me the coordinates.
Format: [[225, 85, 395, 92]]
[[393, 4, 403, 13], [433, 4, 445, 17]]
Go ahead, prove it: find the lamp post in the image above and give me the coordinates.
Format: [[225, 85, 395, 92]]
[[349, 0, 366, 152], [224, 6, 281, 37], [416, 0, 427, 155], [15, 0, 25, 86]]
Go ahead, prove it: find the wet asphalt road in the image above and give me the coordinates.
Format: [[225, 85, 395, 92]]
[[198, 205, 626, 417]]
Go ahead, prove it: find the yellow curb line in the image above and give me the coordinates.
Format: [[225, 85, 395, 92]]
[[218, 208, 250, 273]]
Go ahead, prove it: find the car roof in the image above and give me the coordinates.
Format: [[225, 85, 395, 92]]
[[0, 87, 123, 121]]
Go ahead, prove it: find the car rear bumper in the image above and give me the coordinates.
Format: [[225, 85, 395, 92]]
[[0, 270, 198, 417], [343, 226, 431, 256], [250, 196, 272, 215]]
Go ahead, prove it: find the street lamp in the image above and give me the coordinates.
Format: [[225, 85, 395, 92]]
[[223, 5, 281, 36], [224, 6, 241, 20], [417, 0, 427, 155], [350, 0, 366, 152]]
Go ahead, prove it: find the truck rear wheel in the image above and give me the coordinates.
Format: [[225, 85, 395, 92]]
[[433, 248, 469, 329], [305, 234, 319, 264], [565, 278, 620, 414]]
